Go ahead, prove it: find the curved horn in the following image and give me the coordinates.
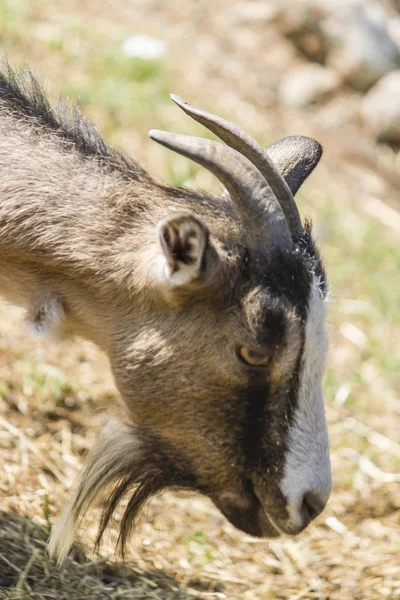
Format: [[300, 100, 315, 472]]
[[149, 130, 291, 249], [170, 95, 303, 237]]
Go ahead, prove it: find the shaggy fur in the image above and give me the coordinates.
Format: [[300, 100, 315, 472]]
[[48, 421, 198, 559], [0, 65, 144, 178]]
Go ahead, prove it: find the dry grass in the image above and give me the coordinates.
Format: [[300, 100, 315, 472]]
[[0, 514, 197, 600], [1, 1, 400, 599]]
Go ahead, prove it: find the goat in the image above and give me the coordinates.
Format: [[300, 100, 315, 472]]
[[0, 65, 331, 563]]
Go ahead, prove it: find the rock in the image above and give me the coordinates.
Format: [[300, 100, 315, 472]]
[[232, 1, 280, 25], [279, 64, 341, 107], [272, 2, 328, 62], [321, 0, 400, 90], [272, 0, 400, 89], [361, 71, 400, 142]]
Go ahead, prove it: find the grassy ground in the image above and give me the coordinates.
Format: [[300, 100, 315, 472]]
[[0, 1, 399, 599]]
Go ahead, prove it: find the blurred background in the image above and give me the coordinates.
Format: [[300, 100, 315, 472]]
[[0, 1, 399, 599]]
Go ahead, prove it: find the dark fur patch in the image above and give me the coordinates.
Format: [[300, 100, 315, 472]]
[[295, 220, 327, 298], [241, 377, 271, 468], [241, 346, 303, 476], [0, 64, 145, 180], [240, 225, 325, 474], [258, 305, 287, 350], [261, 252, 311, 322], [257, 221, 326, 319]]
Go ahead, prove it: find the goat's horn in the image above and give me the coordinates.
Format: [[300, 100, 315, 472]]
[[265, 136, 323, 197], [170, 94, 303, 237], [149, 129, 291, 249]]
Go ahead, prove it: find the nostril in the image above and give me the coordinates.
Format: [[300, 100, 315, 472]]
[[302, 490, 327, 521]]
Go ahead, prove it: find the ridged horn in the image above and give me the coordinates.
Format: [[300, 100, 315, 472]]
[[170, 94, 303, 237], [149, 129, 292, 249]]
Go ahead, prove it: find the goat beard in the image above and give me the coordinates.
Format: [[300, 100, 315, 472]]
[[48, 420, 197, 563]]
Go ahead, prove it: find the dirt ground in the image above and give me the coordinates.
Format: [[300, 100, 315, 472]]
[[0, 1, 399, 599]]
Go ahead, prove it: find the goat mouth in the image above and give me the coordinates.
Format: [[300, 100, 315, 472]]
[[212, 486, 281, 539], [262, 511, 287, 535]]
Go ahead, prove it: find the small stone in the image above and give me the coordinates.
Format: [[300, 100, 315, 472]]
[[361, 71, 400, 143], [233, 1, 280, 25], [279, 64, 340, 107], [122, 34, 166, 60]]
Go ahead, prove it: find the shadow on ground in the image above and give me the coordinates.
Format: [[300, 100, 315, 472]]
[[0, 511, 202, 600]]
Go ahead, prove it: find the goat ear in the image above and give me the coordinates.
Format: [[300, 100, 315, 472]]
[[157, 212, 212, 287], [265, 136, 322, 196]]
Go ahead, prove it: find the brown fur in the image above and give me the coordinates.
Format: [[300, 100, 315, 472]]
[[0, 66, 327, 561]]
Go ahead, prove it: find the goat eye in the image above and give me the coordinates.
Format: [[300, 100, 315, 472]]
[[238, 347, 270, 367]]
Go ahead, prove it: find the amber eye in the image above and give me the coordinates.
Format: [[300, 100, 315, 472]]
[[238, 347, 270, 367]]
